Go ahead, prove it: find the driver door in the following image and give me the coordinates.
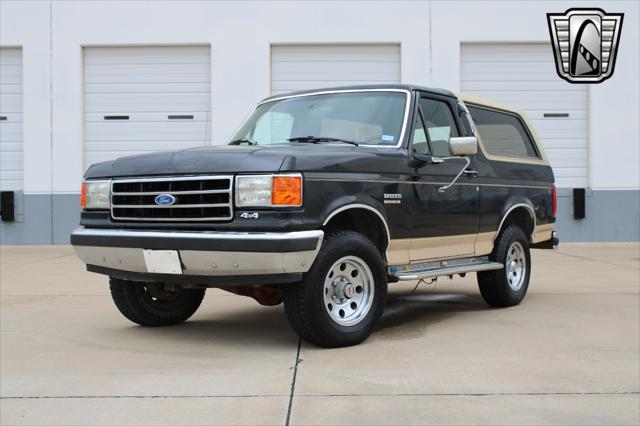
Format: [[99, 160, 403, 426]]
[[409, 94, 479, 261]]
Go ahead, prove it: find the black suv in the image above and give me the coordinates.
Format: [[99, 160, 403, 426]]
[[71, 85, 558, 347]]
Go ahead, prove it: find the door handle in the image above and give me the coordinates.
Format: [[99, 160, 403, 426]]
[[463, 170, 478, 178]]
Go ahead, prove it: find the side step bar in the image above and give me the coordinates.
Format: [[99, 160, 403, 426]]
[[389, 257, 503, 281]]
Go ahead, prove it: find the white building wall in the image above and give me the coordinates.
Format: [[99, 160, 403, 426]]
[[0, 1, 52, 194], [0, 0, 638, 243], [431, 0, 639, 191]]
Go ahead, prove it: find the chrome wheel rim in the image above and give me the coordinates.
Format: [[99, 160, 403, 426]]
[[505, 241, 527, 291], [323, 256, 374, 326]]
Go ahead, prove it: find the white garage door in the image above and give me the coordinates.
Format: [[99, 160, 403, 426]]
[[461, 44, 588, 188], [83, 46, 211, 168], [271, 44, 401, 95], [0, 48, 23, 191]]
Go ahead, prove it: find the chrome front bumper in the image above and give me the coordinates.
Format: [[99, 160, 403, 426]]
[[71, 228, 324, 280]]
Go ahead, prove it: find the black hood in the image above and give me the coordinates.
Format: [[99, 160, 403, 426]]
[[84, 144, 408, 179], [84, 145, 288, 179]]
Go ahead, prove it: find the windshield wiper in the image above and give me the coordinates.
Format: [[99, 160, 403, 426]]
[[228, 138, 258, 146], [288, 136, 359, 146]]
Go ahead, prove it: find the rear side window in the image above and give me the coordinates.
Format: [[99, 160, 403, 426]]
[[467, 106, 539, 158]]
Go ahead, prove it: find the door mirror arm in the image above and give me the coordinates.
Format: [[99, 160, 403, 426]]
[[436, 156, 472, 192], [409, 154, 446, 169]]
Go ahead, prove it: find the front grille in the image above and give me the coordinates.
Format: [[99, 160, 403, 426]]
[[110, 175, 233, 222]]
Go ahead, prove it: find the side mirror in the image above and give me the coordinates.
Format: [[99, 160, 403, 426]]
[[449, 136, 478, 156], [408, 153, 430, 168]]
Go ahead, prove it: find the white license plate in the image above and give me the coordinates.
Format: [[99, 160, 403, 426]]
[[143, 250, 183, 274]]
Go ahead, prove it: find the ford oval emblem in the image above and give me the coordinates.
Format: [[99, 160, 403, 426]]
[[154, 194, 176, 206]]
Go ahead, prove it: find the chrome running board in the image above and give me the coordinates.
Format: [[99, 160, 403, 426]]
[[389, 256, 503, 281]]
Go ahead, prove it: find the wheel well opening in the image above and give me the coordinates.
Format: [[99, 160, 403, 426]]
[[502, 207, 535, 240], [323, 208, 388, 254]]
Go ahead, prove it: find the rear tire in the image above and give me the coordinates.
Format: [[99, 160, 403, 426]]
[[110, 278, 205, 326], [283, 231, 387, 348], [477, 224, 531, 307]]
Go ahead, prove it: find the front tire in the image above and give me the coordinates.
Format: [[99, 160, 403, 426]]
[[477, 224, 531, 307], [283, 231, 388, 347], [110, 278, 205, 326]]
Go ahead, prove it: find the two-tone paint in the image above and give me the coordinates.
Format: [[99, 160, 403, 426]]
[[80, 84, 556, 274]]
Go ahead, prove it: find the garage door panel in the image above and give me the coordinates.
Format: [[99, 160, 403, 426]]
[[271, 81, 397, 95], [84, 63, 209, 77], [528, 119, 587, 139], [461, 62, 558, 81], [272, 61, 399, 81], [0, 151, 23, 188], [461, 43, 587, 188], [271, 80, 397, 94], [0, 171, 22, 190], [84, 93, 209, 112], [85, 82, 210, 94], [546, 148, 588, 166], [271, 44, 400, 62], [84, 72, 210, 85], [551, 168, 588, 187], [466, 91, 585, 111], [87, 140, 205, 152], [85, 112, 209, 123], [271, 44, 400, 96], [84, 46, 210, 63], [0, 123, 22, 142], [462, 80, 585, 92], [524, 110, 587, 120], [539, 138, 587, 150], [461, 44, 553, 62], [0, 48, 23, 192], [0, 64, 21, 81], [86, 122, 209, 141], [0, 93, 22, 113], [84, 54, 210, 65], [271, 60, 400, 74], [0, 83, 23, 95], [0, 49, 22, 63], [0, 150, 22, 165], [84, 46, 211, 168]]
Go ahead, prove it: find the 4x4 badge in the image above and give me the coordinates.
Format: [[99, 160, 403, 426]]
[[547, 8, 623, 83]]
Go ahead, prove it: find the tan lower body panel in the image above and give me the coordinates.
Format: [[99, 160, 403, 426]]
[[473, 232, 495, 257], [409, 234, 476, 262], [388, 234, 476, 265], [387, 224, 554, 266], [531, 223, 554, 243]]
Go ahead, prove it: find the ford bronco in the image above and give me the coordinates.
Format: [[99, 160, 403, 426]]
[[71, 85, 559, 347]]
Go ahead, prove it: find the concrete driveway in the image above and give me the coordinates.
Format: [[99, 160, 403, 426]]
[[1, 244, 638, 425]]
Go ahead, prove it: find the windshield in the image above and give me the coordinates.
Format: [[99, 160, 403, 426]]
[[231, 91, 408, 147]]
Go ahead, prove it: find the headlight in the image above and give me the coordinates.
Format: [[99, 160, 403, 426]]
[[81, 180, 111, 209], [235, 174, 302, 207]]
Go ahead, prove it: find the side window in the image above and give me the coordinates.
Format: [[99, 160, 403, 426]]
[[419, 98, 459, 157], [467, 106, 539, 158], [411, 110, 430, 155]]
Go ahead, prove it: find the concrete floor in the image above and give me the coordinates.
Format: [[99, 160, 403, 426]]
[[1, 244, 638, 425]]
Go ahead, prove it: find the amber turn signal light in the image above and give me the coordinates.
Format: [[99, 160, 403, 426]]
[[271, 176, 302, 206], [80, 182, 87, 207]]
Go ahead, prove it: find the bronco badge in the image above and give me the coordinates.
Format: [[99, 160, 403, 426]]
[[547, 8, 623, 83]]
